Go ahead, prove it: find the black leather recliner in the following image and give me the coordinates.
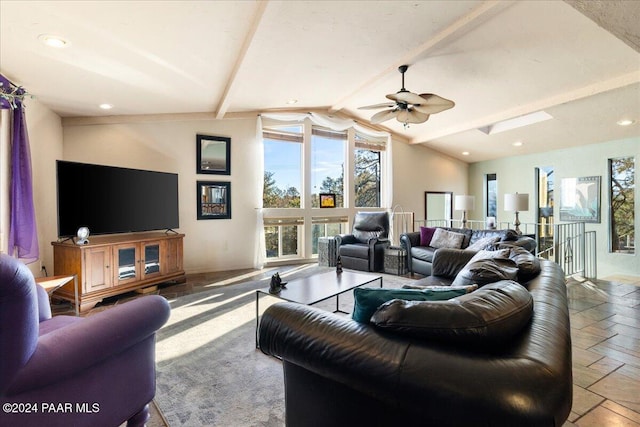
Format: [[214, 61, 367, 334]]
[[335, 212, 390, 272]]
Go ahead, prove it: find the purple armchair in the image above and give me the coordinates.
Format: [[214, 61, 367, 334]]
[[0, 254, 171, 427]]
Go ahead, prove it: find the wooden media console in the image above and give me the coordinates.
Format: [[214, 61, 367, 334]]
[[52, 231, 185, 313]]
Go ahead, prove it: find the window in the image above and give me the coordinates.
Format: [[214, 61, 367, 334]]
[[609, 157, 635, 254], [536, 167, 554, 254], [264, 217, 303, 259], [355, 132, 384, 208], [262, 120, 388, 262], [486, 173, 497, 218], [311, 127, 345, 208], [263, 126, 303, 208]]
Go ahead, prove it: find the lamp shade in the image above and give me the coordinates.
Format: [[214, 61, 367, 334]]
[[454, 195, 475, 211], [504, 193, 529, 212]]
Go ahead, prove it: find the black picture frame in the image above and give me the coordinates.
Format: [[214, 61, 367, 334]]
[[196, 134, 230, 175], [197, 181, 231, 220], [319, 193, 336, 208]]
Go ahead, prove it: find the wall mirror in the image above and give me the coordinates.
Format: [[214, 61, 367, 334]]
[[424, 191, 453, 223]]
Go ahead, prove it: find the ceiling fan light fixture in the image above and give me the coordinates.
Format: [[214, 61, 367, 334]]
[[359, 64, 454, 126]]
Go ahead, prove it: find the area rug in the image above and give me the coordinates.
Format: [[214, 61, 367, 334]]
[[154, 265, 414, 426]]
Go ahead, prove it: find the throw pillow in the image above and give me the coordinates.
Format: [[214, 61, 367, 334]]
[[452, 258, 519, 287], [451, 248, 512, 287], [466, 236, 501, 251], [370, 280, 534, 345], [419, 226, 437, 246], [351, 287, 470, 323], [430, 228, 465, 249], [506, 245, 542, 281]]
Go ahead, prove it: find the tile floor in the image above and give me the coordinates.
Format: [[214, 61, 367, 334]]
[[563, 274, 640, 426], [52, 268, 640, 426]]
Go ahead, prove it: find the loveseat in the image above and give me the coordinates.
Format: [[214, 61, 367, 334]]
[[400, 226, 536, 276], [259, 250, 572, 426]]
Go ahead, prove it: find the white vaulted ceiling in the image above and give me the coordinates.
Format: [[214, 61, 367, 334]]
[[1, 0, 638, 162]]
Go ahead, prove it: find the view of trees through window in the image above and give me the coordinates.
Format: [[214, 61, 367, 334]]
[[262, 124, 386, 260], [355, 149, 381, 207], [486, 173, 497, 218], [609, 156, 635, 253]]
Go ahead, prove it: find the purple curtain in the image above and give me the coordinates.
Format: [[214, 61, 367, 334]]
[[0, 74, 39, 262]]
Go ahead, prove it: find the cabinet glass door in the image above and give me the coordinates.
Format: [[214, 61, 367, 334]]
[[118, 247, 138, 281], [144, 244, 161, 276]]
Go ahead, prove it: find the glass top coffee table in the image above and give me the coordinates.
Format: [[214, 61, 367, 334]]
[[255, 270, 383, 347]]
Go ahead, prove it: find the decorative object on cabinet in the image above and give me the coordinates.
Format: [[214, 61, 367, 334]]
[[76, 226, 90, 245], [197, 134, 231, 175], [197, 181, 231, 220], [51, 232, 185, 313], [559, 176, 601, 223]]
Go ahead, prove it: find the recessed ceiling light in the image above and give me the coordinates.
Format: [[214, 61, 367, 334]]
[[286, 99, 298, 105], [512, 141, 523, 147], [462, 151, 470, 156], [99, 103, 113, 110], [38, 34, 69, 48], [617, 119, 636, 126]]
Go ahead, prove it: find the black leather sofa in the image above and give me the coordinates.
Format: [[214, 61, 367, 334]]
[[259, 254, 572, 426], [400, 227, 536, 276]]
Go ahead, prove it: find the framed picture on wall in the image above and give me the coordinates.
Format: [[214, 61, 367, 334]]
[[559, 176, 601, 223], [319, 193, 336, 208], [197, 181, 231, 220], [196, 134, 231, 175]]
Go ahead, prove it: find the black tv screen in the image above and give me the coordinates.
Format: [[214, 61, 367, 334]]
[[57, 161, 179, 237]]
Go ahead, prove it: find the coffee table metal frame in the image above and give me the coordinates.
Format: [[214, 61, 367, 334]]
[[255, 270, 383, 348]]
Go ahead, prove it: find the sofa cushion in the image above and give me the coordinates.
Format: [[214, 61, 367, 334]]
[[352, 287, 470, 323], [402, 282, 478, 293], [370, 280, 534, 345], [451, 249, 516, 286], [430, 228, 465, 249], [419, 226, 436, 246], [410, 246, 436, 263]]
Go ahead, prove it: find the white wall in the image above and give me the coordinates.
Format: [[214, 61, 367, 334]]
[[391, 141, 468, 222], [24, 98, 64, 277], [62, 117, 260, 274], [468, 137, 640, 278], [58, 116, 467, 274]]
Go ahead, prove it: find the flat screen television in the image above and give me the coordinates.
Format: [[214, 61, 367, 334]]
[[56, 160, 179, 237]]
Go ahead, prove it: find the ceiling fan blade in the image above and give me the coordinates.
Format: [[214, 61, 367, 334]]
[[370, 109, 398, 124], [386, 91, 426, 105], [358, 102, 396, 110], [413, 94, 455, 114], [397, 109, 429, 124]]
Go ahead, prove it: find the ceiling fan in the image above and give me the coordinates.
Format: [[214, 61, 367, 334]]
[[359, 65, 454, 127]]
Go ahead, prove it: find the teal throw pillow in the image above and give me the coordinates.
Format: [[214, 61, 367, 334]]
[[352, 287, 470, 323]]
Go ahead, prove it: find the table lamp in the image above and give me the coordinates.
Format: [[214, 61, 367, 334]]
[[454, 195, 475, 228], [504, 193, 529, 234]]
